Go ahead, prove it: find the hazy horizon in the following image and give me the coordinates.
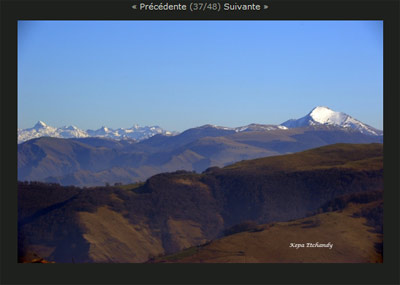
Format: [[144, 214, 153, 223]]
[[18, 21, 383, 131]]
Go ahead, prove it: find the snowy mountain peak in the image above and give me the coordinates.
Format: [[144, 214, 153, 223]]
[[310, 106, 331, 112], [309, 106, 333, 116], [34, 121, 48, 129], [307, 106, 347, 126], [282, 106, 382, 136], [308, 106, 343, 125], [61, 125, 79, 130]]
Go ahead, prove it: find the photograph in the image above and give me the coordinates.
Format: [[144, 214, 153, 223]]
[[17, 20, 383, 264]]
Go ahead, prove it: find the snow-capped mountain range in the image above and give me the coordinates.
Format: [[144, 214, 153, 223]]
[[198, 124, 288, 132], [281, 106, 383, 136], [18, 106, 382, 144], [17, 121, 177, 144]]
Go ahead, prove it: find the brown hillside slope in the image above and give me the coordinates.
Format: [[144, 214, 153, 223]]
[[151, 200, 383, 263], [223, 143, 383, 173], [18, 143, 383, 263]]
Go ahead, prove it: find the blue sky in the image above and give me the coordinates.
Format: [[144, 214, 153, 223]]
[[18, 21, 383, 131]]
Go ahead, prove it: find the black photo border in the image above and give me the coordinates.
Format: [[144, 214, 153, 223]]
[[1, 0, 399, 284]]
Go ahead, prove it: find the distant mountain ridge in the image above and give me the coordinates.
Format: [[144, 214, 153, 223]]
[[18, 124, 383, 186], [18, 106, 382, 143], [17, 122, 290, 144], [18, 122, 177, 144], [18, 106, 383, 186]]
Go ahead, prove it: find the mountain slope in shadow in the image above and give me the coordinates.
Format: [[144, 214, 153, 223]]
[[150, 192, 383, 263], [18, 143, 383, 263]]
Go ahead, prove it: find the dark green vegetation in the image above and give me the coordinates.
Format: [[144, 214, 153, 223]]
[[18, 125, 382, 186], [18, 143, 383, 263]]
